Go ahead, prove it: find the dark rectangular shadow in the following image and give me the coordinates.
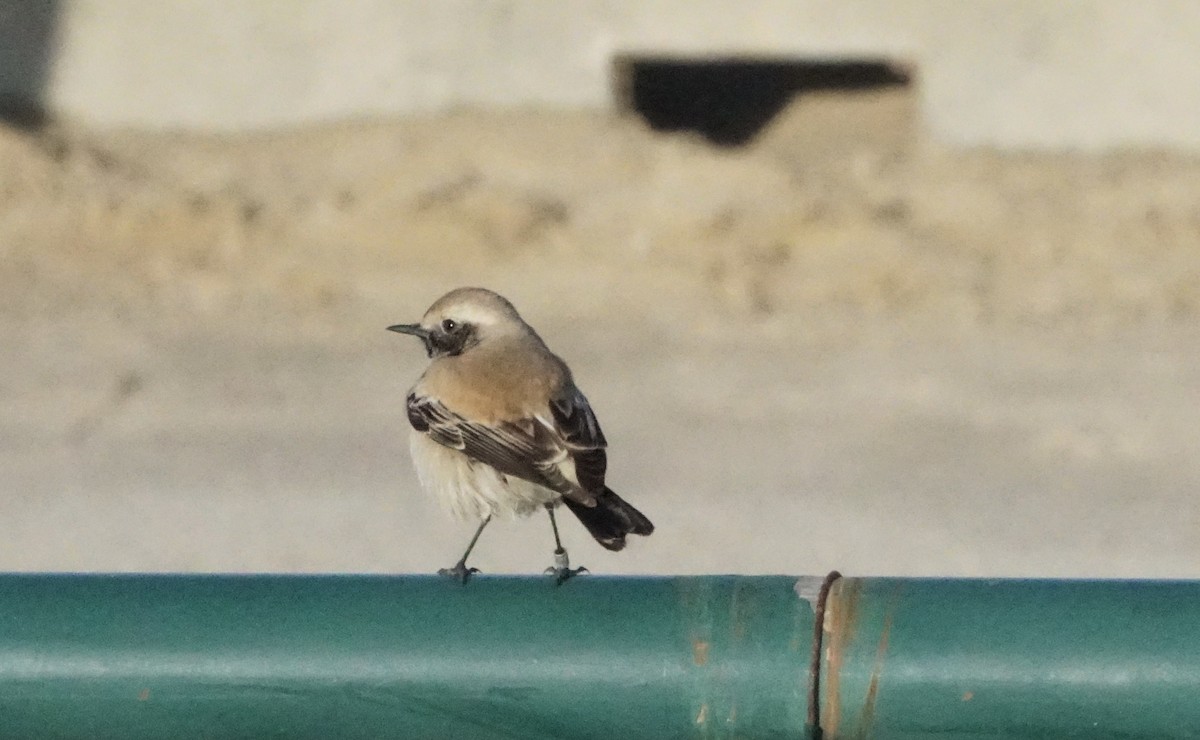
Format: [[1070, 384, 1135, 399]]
[[615, 56, 911, 147]]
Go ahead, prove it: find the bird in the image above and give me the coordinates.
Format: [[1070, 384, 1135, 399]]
[[388, 287, 654, 584]]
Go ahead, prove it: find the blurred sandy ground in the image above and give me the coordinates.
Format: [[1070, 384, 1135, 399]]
[[2, 90, 1199, 578]]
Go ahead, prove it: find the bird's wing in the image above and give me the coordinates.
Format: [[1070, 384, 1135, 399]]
[[546, 388, 608, 495], [407, 392, 585, 496]]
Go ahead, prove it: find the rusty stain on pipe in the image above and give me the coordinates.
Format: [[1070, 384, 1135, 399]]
[[821, 577, 863, 738], [818, 580, 905, 740], [851, 590, 899, 740]]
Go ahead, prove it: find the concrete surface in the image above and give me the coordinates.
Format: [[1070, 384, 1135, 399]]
[[3, 1, 1200, 149]]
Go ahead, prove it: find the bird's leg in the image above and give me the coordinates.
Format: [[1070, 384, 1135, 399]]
[[438, 515, 491, 584], [544, 503, 587, 585]]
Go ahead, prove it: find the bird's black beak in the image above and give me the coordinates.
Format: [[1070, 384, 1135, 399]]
[[387, 323, 431, 339], [388, 323, 436, 357]]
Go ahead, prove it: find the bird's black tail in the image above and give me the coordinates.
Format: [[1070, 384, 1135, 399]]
[[563, 487, 654, 552]]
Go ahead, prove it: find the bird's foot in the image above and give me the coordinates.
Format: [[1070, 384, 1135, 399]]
[[544, 548, 588, 586], [438, 560, 480, 584], [547, 565, 589, 585]]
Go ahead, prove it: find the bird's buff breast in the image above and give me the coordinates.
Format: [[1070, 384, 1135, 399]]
[[409, 431, 557, 519]]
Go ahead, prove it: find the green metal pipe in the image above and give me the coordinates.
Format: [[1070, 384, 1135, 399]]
[[0, 574, 1199, 738], [820, 577, 1200, 738], [0, 574, 811, 739]]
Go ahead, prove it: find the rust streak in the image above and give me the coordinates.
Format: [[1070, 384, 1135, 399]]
[[137, 688, 150, 701], [852, 585, 903, 740], [855, 611, 894, 736], [692, 638, 711, 667], [822, 577, 861, 738]]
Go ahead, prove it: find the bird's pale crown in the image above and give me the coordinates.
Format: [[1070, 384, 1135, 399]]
[[421, 287, 524, 333]]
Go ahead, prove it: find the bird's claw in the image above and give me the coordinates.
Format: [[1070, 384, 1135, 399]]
[[438, 561, 480, 584], [545, 548, 588, 585], [544, 565, 589, 585]]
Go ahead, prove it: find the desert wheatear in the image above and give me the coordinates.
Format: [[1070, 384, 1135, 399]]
[[388, 287, 653, 583]]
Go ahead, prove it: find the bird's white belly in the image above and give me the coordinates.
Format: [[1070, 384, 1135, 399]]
[[409, 431, 558, 519]]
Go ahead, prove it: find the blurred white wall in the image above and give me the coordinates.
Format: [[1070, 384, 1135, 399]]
[[4, 0, 1200, 150]]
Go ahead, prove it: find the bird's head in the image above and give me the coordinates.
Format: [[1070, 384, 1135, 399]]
[[388, 287, 526, 359]]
